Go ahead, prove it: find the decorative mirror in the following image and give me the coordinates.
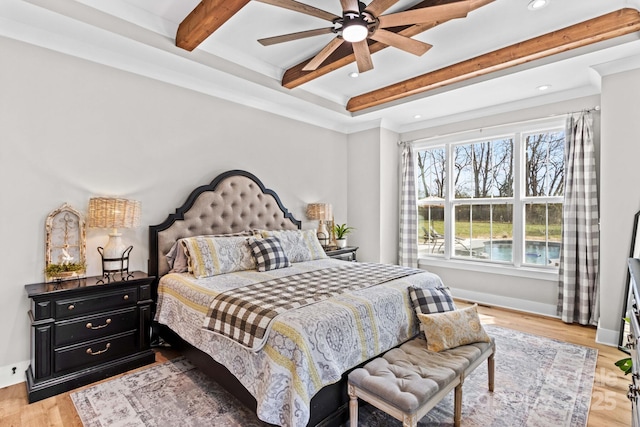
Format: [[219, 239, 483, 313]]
[[45, 203, 86, 280], [619, 209, 640, 351]]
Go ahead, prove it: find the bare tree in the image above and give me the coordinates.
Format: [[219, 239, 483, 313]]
[[416, 150, 430, 198], [526, 132, 564, 196], [454, 145, 473, 197], [455, 139, 513, 199], [416, 148, 445, 198], [493, 139, 514, 197], [472, 142, 492, 197]]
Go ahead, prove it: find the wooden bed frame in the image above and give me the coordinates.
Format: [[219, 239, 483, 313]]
[[148, 169, 362, 426]]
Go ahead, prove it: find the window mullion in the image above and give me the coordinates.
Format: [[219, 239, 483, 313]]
[[513, 132, 523, 268], [445, 143, 457, 259]]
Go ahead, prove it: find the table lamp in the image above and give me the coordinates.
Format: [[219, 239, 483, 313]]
[[88, 197, 140, 282], [306, 203, 333, 248]]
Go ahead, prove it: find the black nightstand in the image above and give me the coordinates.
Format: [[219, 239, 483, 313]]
[[325, 246, 358, 261], [25, 271, 156, 403]]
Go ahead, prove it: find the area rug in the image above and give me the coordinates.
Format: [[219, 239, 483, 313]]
[[70, 325, 597, 427]]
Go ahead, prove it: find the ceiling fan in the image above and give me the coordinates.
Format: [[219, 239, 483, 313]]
[[255, 0, 474, 73]]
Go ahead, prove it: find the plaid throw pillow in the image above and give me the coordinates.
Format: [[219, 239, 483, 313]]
[[409, 286, 456, 315], [248, 236, 290, 272]]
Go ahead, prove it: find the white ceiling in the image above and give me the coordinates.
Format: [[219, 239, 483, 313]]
[[3, 0, 640, 133]]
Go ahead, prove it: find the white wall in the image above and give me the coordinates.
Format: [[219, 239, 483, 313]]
[[347, 128, 381, 262], [599, 67, 640, 345], [379, 128, 400, 265], [0, 36, 348, 386], [347, 127, 400, 264]]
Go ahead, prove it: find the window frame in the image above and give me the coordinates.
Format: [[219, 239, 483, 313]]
[[414, 117, 565, 271]]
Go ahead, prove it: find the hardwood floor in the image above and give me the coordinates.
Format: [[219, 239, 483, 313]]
[[465, 301, 632, 427], [0, 304, 632, 426]]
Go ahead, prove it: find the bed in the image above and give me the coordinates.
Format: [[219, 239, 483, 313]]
[[148, 169, 444, 427]]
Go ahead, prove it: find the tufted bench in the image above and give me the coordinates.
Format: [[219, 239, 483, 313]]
[[348, 336, 495, 427]]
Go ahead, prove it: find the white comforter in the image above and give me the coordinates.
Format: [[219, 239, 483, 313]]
[[154, 258, 443, 426]]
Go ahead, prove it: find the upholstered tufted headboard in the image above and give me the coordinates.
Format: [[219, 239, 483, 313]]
[[148, 170, 301, 278]]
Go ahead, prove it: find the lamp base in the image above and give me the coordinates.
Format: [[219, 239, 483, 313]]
[[317, 221, 330, 248], [97, 239, 134, 284]]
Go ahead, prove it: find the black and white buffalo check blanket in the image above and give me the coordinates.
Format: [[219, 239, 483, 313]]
[[203, 262, 422, 350]]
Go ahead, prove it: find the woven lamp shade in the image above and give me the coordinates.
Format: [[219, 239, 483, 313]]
[[306, 203, 332, 221], [88, 197, 141, 229]]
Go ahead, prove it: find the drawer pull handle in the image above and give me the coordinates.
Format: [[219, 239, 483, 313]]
[[68, 304, 75, 310], [86, 343, 111, 356], [123, 295, 129, 300], [629, 373, 640, 403], [628, 334, 637, 350], [86, 319, 112, 330]]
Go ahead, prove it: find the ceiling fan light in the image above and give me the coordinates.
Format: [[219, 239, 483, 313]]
[[342, 15, 368, 43]]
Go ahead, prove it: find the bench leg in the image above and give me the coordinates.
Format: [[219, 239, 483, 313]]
[[402, 413, 418, 427], [454, 382, 462, 427], [488, 353, 495, 392], [348, 384, 358, 427]]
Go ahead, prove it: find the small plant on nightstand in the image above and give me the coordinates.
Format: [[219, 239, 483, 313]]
[[333, 223, 354, 249]]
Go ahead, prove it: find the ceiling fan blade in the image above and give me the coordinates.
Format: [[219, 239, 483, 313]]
[[378, 1, 471, 28], [352, 40, 374, 73], [255, 0, 340, 22], [365, 0, 401, 16], [369, 29, 432, 56], [340, 0, 360, 12], [258, 27, 335, 46], [303, 37, 345, 71]]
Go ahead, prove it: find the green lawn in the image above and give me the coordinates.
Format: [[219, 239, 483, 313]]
[[420, 219, 561, 241]]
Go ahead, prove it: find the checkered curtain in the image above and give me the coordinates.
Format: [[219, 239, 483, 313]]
[[399, 143, 418, 267], [557, 111, 600, 325]]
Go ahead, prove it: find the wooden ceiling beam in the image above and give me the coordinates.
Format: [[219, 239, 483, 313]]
[[281, 0, 493, 89], [347, 8, 640, 113], [176, 0, 251, 51]]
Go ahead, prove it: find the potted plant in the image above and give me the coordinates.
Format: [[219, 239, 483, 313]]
[[45, 262, 86, 280], [616, 317, 633, 375], [333, 223, 354, 249]]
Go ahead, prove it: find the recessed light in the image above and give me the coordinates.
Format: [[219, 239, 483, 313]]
[[349, 72, 359, 78], [537, 84, 551, 91], [528, 0, 549, 11], [414, 114, 422, 119]]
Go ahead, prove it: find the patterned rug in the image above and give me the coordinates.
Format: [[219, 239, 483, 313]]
[[71, 325, 597, 427]]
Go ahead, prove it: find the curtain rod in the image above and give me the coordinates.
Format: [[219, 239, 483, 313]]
[[398, 105, 600, 146]]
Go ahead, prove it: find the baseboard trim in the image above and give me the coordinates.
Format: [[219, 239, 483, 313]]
[[0, 359, 29, 390], [595, 321, 620, 347], [450, 287, 559, 318], [452, 288, 624, 347]]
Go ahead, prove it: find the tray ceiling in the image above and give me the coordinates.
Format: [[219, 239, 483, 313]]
[[3, 0, 640, 132]]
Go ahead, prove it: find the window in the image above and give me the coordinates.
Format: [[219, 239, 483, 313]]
[[415, 119, 564, 268]]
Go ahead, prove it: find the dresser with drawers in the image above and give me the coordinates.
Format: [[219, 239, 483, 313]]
[[25, 271, 156, 402], [628, 258, 640, 427]]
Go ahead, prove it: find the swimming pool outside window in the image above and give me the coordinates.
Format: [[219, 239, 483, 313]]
[[415, 118, 565, 268]]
